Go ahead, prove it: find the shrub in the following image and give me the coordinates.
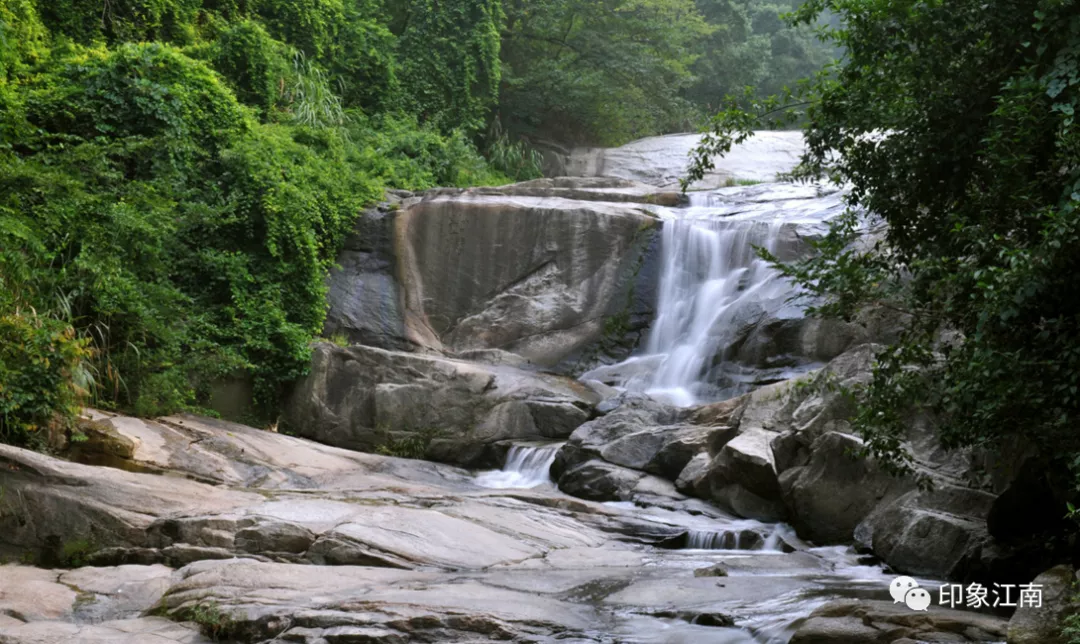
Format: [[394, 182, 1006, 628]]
[[0, 268, 92, 447]]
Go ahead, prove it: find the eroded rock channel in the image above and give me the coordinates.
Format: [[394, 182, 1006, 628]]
[[0, 133, 1057, 644]]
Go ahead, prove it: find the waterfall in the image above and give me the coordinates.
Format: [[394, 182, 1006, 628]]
[[683, 523, 793, 551], [645, 215, 791, 406], [474, 443, 563, 489], [583, 184, 842, 407]]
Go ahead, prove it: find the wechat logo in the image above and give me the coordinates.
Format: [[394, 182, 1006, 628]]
[[890, 576, 931, 611]]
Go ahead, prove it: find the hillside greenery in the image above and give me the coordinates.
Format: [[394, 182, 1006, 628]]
[[690, 0, 1080, 507], [0, 0, 833, 446]]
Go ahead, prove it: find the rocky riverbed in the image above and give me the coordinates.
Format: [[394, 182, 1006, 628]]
[[1, 132, 1072, 643], [0, 411, 1015, 643]]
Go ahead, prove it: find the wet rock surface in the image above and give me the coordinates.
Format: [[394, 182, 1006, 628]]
[[553, 342, 1030, 583], [0, 135, 1052, 644], [322, 177, 664, 370], [789, 599, 1008, 644], [562, 131, 805, 190], [0, 408, 1004, 644], [282, 342, 599, 466]]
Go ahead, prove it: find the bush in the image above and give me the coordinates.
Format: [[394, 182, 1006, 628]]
[[0, 5, 511, 438], [0, 268, 92, 447], [37, 0, 201, 45], [211, 19, 288, 114], [349, 113, 509, 190]]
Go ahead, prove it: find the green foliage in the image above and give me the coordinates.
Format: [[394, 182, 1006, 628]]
[[497, 0, 833, 146], [37, 0, 201, 45], [484, 121, 543, 181], [1, 0, 837, 443], [252, 0, 345, 59], [685, 0, 836, 110], [175, 601, 235, 642], [59, 537, 95, 567], [349, 113, 510, 189], [376, 427, 445, 460], [0, 0, 50, 79], [691, 0, 1080, 488], [324, 6, 398, 113], [1065, 597, 1080, 644], [284, 52, 348, 128], [0, 287, 93, 447], [210, 19, 288, 114], [500, 0, 710, 145], [397, 0, 502, 135]]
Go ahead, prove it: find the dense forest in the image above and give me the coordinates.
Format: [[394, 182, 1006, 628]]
[[0, 0, 833, 445], [691, 0, 1080, 543]]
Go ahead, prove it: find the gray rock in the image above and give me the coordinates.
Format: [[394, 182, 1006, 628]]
[[282, 343, 599, 466], [790, 599, 1007, 644], [705, 428, 785, 521], [1007, 565, 1078, 644], [563, 131, 805, 189], [550, 393, 736, 500], [0, 565, 206, 643], [693, 563, 729, 577], [322, 207, 410, 350], [234, 521, 316, 555], [554, 459, 645, 502], [855, 486, 994, 578], [674, 452, 712, 496], [155, 559, 599, 643], [384, 189, 660, 368], [780, 432, 913, 544]]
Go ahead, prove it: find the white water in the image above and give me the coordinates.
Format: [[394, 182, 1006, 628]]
[[474, 443, 563, 489], [584, 184, 843, 406]]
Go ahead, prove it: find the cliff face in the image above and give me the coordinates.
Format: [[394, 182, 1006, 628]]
[[323, 177, 664, 371]]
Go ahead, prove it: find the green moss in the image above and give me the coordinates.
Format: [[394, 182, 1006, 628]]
[[59, 538, 95, 568], [173, 601, 237, 642], [375, 426, 445, 459], [723, 177, 764, 187]]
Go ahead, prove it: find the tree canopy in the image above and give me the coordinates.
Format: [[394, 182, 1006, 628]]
[[691, 0, 1080, 501], [0, 0, 835, 444]]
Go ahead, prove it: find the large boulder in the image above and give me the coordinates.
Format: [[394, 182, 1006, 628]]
[[1007, 565, 1078, 644], [790, 599, 1007, 644], [282, 343, 600, 466], [563, 131, 805, 189], [855, 486, 995, 579], [705, 427, 785, 522], [0, 414, 614, 572], [551, 393, 738, 499], [780, 431, 913, 544], [324, 179, 664, 370]]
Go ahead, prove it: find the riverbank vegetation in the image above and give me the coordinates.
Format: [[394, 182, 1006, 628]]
[[690, 0, 1080, 528], [0, 0, 834, 445]]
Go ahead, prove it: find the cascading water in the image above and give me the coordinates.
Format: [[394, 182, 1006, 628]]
[[584, 184, 843, 406], [474, 443, 563, 489]]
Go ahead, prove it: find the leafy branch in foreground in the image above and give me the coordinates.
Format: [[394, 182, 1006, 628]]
[[682, 83, 816, 191], [691, 0, 1080, 500]]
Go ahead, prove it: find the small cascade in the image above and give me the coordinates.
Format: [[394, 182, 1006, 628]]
[[583, 184, 844, 407], [474, 443, 563, 489], [685, 529, 764, 550], [681, 523, 795, 551], [644, 193, 802, 406]]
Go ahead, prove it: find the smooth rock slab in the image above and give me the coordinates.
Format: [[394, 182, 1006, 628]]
[[158, 559, 598, 642], [0, 617, 209, 644], [283, 343, 600, 466], [789, 599, 1007, 644], [565, 131, 805, 189]]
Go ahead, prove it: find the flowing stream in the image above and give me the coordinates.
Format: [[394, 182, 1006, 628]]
[[474, 443, 563, 489], [467, 181, 968, 643], [584, 184, 844, 406]]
